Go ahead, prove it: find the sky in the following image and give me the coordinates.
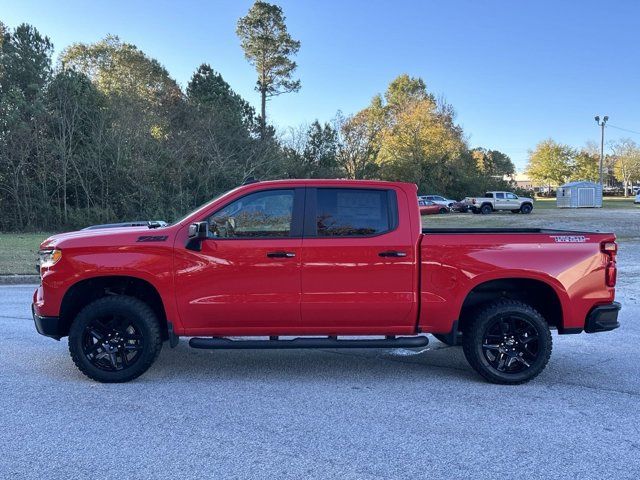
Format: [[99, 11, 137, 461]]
[[2, 0, 640, 170]]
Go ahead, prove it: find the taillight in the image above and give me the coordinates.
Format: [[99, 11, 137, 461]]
[[601, 241, 617, 287]]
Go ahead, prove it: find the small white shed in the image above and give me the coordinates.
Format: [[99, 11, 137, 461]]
[[556, 181, 602, 208]]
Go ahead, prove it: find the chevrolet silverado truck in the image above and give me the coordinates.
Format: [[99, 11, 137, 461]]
[[33, 179, 620, 384], [465, 191, 535, 214]]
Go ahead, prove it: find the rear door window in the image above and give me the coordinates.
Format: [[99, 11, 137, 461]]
[[309, 188, 397, 237]]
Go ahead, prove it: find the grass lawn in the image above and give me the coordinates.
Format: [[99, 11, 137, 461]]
[[0, 233, 52, 275], [534, 197, 637, 210]]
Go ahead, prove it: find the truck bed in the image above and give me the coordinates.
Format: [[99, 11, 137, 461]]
[[422, 228, 599, 234], [417, 227, 616, 335]]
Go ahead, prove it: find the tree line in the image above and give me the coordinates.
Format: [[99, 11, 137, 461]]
[[526, 138, 640, 196], [0, 3, 515, 232]]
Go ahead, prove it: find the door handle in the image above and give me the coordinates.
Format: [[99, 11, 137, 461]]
[[266, 251, 296, 258], [378, 250, 407, 258]]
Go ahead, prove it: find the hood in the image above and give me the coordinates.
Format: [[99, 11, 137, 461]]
[[40, 226, 162, 250]]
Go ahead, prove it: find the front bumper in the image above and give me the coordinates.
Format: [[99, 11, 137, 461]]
[[585, 302, 621, 333], [32, 304, 64, 340]]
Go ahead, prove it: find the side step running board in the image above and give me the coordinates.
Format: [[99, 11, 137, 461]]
[[189, 335, 429, 350]]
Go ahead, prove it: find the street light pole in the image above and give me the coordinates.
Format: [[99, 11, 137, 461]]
[[594, 115, 608, 187]]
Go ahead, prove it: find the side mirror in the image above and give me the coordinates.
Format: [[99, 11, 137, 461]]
[[186, 221, 209, 251]]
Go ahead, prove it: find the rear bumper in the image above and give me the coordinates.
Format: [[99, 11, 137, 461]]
[[32, 304, 63, 340], [585, 302, 621, 333]]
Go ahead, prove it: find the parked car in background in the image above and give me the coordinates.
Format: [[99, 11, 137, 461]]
[[449, 201, 469, 213], [419, 195, 457, 207], [604, 185, 621, 194], [464, 191, 534, 214], [419, 199, 448, 215]]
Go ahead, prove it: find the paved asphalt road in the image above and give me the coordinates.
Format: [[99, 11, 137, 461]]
[[2, 255, 639, 479]]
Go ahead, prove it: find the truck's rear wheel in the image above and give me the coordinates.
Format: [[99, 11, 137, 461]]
[[462, 300, 552, 384], [68, 296, 162, 383], [480, 204, 492, 214]]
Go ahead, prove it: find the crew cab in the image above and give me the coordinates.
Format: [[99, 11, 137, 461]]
[[33, 179, 620, 384], [465, 191, 534, 214]]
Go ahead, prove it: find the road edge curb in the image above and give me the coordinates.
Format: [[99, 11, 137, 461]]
[[0, 275, 40, 285]]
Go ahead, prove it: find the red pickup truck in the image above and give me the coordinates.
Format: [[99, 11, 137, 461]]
[[33, 179, 620, 384]]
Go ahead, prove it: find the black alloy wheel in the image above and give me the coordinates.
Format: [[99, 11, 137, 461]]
[[480, 315, 539, 374], [68, 296, 162, 383], [462, 300, 552, 384], [82, 315, 144, 372]]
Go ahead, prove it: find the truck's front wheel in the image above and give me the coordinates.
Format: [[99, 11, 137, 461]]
[[462, 300, 552, 384], [520, 203, 533, 214], [68, 296, 162, 383]]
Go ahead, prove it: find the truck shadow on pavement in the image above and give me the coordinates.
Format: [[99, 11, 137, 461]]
[[32, 335, 632, 389], [139, 341, 478, 384], [38, 339, 483, 384]]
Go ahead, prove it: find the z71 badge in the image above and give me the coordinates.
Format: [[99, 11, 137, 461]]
[[136, 235, 168, 242], [550, 235, 590, 243]]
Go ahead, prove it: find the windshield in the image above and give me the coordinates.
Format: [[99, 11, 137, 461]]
[[172, 188, 238, 226]]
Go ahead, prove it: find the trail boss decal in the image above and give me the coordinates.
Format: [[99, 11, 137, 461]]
[[550, 235, 590, 243]]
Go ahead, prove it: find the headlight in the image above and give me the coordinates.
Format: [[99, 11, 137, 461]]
[[38, 249, 62, 270]]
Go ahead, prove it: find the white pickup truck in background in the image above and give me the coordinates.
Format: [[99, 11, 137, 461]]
[[464, 191, 535, 214]]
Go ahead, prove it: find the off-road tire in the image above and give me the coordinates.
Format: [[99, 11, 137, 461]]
[[520, 203, 533, 214], [68, 296, 162, 383], [480, 204, 493, 214], [462, 300, 552, 384], [438, 208, 448, 214]]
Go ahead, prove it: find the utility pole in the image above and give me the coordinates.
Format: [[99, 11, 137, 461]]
[[594, 115, 608, 187]]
